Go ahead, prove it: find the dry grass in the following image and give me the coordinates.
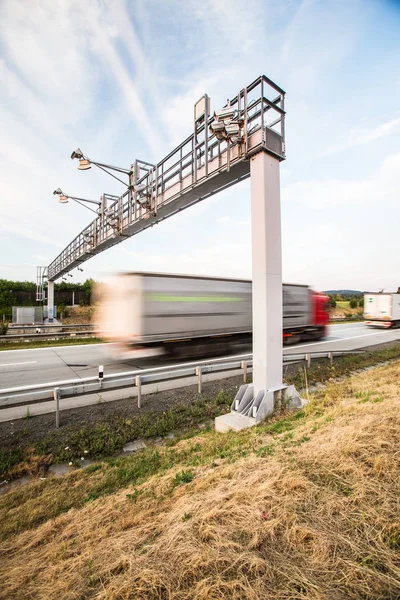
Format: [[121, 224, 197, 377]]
[[1, 362, 400, 599], [62, 305, 95, 324]]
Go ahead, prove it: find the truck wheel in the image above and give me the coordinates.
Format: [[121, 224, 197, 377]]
[[285, 334, 301, 345]]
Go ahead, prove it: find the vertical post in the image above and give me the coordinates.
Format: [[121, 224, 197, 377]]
[[135, 375, 142, 408], [98, 365, 104, 388], [250, 152, 283, 405], [72, 291, 75, 307], [305, 354, 311, 368], [196, 366, 202, 394], [328, 352, 333, 365], [241, 360, 247, 383], [54, 387, 60, 428], [47, 280, 54, 323], [99, 195, 105, 243]]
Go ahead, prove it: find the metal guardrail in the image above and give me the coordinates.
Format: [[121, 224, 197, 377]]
[[0, 350, 361, 425], [0, 330, 96, 341], [7, 324, 95, 330]]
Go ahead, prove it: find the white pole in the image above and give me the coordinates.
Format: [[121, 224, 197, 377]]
[[250, 152, 283, 400], [47, 281, 55, 323]]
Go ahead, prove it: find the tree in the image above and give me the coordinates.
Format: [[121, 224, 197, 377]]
[[349, 299, 357, 309], [358, 298, 364, 308]]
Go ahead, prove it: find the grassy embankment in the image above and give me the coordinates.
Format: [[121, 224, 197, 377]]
[[331, 299, 364, 321], [1, 347, 400, 598], [0, 337, 102, 351], [1, 343, 400, 483]]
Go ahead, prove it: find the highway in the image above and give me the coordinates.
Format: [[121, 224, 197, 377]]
[[0, 322, 399, 390]]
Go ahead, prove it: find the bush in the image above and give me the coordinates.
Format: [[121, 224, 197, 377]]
[[349, 299, 358, 309], [0, 322, 9, 335], [359, 298, 364, 308]]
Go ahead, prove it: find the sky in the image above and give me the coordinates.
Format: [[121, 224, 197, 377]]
[[0, 0, 399, 292]]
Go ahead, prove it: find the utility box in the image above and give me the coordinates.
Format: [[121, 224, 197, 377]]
[[12, 306, 43, 325], [12, 306, 57, 324]]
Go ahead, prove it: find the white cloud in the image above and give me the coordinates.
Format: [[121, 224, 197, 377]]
[[321, 117, 400, 156], [0, 214, 64, 248], [69, 0, 167, 159], [0, 0, 96, 125], [283, 152, 400, 209], [281, 152, 400, 290], [115, 240, 251, 280]]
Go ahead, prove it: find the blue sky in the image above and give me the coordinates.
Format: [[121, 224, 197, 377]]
[[0, 0, 399, 291]]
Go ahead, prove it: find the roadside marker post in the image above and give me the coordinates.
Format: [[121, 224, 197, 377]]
[[196, 366, 202, 394], [54, 387, 61, 428], [98, 365, 104, 388], [135, 375, 142, 408]]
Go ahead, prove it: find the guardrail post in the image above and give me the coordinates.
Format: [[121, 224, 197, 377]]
[[241, 360, 247, 383], [196, 366, 202, 394], [328, 352, 333, 365], [305, 354, 311, 369], [135, 375, 142, 408], [54, 388, 61, 428]]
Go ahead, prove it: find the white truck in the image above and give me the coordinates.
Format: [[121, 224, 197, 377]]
[[364, 293, 400, 328], [96, 272, 329, 359]]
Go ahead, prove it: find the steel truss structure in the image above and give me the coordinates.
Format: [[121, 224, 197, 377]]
[[36, 266, 48, 301], [45, 75, 285, 281]]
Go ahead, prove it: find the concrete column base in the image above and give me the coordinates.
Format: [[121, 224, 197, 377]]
[[215, 383, 304, 433], [215, 412, 256, 433]]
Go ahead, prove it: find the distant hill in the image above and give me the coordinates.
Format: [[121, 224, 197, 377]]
[[324, 290, 364, 297]]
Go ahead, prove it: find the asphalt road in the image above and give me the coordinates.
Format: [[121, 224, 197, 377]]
[[0, 322, 400, 390]]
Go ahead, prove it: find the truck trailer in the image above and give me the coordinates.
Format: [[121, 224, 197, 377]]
[[364, 293, 400, 328], [96, 273, 330, 359]]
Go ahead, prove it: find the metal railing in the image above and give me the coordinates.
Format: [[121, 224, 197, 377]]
[[0, 330, 96, 342], [0, 350, 360, 426], [7, 324, 95, 330], [47, 75, 286, 280]]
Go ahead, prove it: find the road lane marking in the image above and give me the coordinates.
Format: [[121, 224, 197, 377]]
[[0, 361, 37, 367], [288, 330, 400, 351], [0, 343, 108, 355]]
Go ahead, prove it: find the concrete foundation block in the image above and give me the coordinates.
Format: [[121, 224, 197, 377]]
[[215, 412, 256, 433]]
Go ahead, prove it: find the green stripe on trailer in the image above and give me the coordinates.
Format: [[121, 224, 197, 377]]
[[146, 294, 243, 303]]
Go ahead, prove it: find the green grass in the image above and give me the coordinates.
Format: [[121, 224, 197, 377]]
[[0, 390, 232, 480], [336, 301, 350, 308], [0, 337, 102, 351]]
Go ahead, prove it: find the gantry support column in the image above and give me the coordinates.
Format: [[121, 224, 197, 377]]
[[47, 280, 55, 323], [250, 150, 283, 402], [215, 149, 290, 432]]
